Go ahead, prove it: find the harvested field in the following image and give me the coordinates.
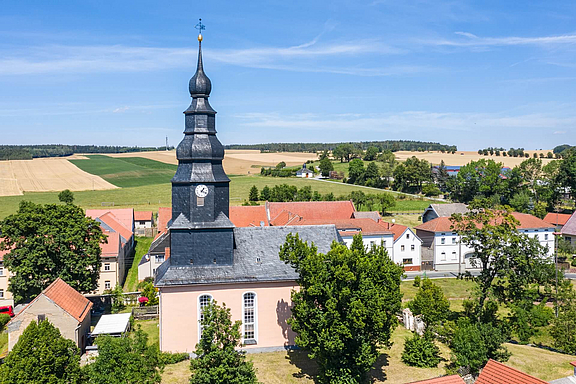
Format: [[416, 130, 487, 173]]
[[0, 158, 117, 196], [104, 150, 317, 175], [395, 150, 555, 167]]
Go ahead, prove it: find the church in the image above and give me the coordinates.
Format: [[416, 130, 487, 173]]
[[154, 31, 341, 353]]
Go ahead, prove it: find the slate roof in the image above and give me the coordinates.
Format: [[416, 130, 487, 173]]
[[352, 211, 382, 222], [476, 359, 548, 384], [42, 278, 92, 323], [415, 212, 554, 233], [427, 203, 469, 218], [561, 212, 576, 236], [155, 225, 341, 286], [407, 375, 465, 384]]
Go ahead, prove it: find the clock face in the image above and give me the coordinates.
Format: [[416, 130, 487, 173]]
[[195, 184, 209, 198]]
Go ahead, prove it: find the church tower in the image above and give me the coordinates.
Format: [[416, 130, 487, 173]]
[[169, 25, 235, 266]]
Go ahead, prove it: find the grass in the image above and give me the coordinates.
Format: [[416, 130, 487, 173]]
[[0, 332, 7, 356], [135, 319, 159, 346], [400, 278, 476, 301], [124, 236, 154, 292], [70, 155, 177, 188], [388, 214, 422, 228]]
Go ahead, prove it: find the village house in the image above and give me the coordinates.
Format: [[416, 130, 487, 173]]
[[155, 36, 341, 353], [7, 278, 92, 352], [561, 211, 576, 247], [415, 212, 555, 271], [86, 208, 135, 293], [296, 163, 314, 178], [543, 212, 571, 230], [134, 210, 154, 236], [422, 203, 468, 223], [0, 246, 12, 305]]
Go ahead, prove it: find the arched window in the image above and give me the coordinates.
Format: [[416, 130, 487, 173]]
[[198, 294, 213, 340], [242, 292, 257, 344]]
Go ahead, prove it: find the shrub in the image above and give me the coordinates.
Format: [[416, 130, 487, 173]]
[[408, 278, 450, 326], [0, 313, 10, 331], [159, 351, 189, 365], [413, 275, 421, 287], [401, 332, 441, 368]]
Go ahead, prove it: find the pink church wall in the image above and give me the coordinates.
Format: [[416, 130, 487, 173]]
[[159, 281, 298, 353]]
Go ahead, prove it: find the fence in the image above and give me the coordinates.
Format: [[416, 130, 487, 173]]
[[132, 305, 159, 320]]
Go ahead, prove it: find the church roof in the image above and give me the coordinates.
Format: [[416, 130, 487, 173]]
[[155, 225, 341, 286]]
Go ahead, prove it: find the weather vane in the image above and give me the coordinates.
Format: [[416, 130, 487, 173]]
[[195, 18, 205, 41]]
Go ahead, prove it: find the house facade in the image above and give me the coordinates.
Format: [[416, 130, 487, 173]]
[[7, 278, 92, 352], [415, 213, 555, 271], [0, 247, 12, 305], [134, 211, 154, 236], [561, 211, 576, 247]]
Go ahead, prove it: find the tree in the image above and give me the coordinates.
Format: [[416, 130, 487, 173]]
[[0, 320, 83, 384], [408, 278, 450, 326], [449, 318, 509, 374], [402, 332, 441, 368], [376, 193, 396, 215], [364, 146, 379, 161], [348, 158, 365, 185], [435, 160, 449, 191], [364, 162, 380, 186], [106, 284, 125, 313], [422, 184, 441, 197], [557, 149, 576, 200], [551, 281, 576, 354], [87, 327, 162, 384], [249, 186, 259, 202], [190, 302, 259, 384], [319, 157, 334, 177], [0, 201, 105, 304], [448, 159, 505, 203], [140, 281, 159, 306], [318, 150, 329, 160], [260, 186, 271, 201], [279, 234, 403, 384], [58, 189, 74, 204], [275, 161, 286, 169], [451, 206, 555, 320]]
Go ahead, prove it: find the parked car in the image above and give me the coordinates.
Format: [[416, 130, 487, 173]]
[[0, 305, 14, 317]]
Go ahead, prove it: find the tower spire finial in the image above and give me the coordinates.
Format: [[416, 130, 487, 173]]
[[195, 18, 205, 42]]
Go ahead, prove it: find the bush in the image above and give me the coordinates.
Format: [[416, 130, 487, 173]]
[[413, 275, 421, 287], [408, 278, 450, 326], [0, 313, 10, 331], [159, 351, 189, 365], [571, 259, 576, 267], [401, 332, 441, 368], [422, 184, 441, 197]]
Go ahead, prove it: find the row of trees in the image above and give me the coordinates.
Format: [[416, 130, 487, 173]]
[[225, 140, 457, 154], [0, 145, 172, 160], [477, 147, 562, 159]]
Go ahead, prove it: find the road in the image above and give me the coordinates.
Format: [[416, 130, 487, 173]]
[[402, 270, 576, 280]]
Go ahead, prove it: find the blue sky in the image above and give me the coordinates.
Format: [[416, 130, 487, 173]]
[[1, 0, 575, 150]]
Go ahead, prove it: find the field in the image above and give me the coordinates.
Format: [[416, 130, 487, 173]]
[[124, 236, 154, 292], [105, 150, 317, 175], [0, 158, 117, 196], [395, 150, 555, 167]]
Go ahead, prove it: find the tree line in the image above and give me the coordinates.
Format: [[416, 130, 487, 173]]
[[0, 145, 174, 160], [225, 140, 457, 153]]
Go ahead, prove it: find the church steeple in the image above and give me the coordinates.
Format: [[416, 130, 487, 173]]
[[169, 21, 235, 267]]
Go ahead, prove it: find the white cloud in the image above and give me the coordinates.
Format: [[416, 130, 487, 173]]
[[422, 32, 576, 47], [554, 130, 567, 134], [113, 106, 129, 113]]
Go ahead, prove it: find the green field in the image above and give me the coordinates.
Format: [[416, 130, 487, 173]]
[[0, 155, 438, 220], [70, 155, 177, 188]]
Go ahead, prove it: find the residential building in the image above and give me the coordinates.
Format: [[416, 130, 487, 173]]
[[476, 359, 547, 384], [0, 245, 12, 305], [134, 211, 154, 236], [379, 221, 422, 271], [296, 163, 314, 178], [561, 211, 576, 247], [543, 212, 571, 230], [407, 375, 465, 384], [155, 37, 341, 353], [415, 213, 555, 271], [7, 278, 92, 352], [422, 203, 468, 223]]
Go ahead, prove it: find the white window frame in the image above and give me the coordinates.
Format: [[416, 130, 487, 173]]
[[452, 237, 457, 244], [411, 245, 415, 251], [441, 237, 445, 245], [155, 255, 165, 264], [0, 289, 4, 298], [104, 281, 111, 290], [452, 251, 457, 260], [441, 252, 446, 261], [104, 263, 111, 271], [0, 267, 4, 276], [242, 291, 258, 344], [401, 245, 405, 252], [197, 294, 213, 341]]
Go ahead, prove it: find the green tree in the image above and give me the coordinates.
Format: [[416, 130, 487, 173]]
[[260, 186, 271, 201], [401, 332, 441, 368], [0, 201, 105, 304], [376, 193, 396, 215], [435, 160, 449, 191], [0, 320, 83, 384], [408, 278, 450, 326], [190, 302, 259, 384], [140, 281, 159, 306], [275, 161, 286, 169], [422, 184, 441, 197], [348, 158, 365, 185], [249, 185, 259, 202], [319, 157, 334, 177], [364, 146, 379, 161], [557, 149, 576, 200], [279, 234, 403, 384], [58, 189, 75, 204], [318, 150, 329, 160], [364, 162, 380, 185], [449, 159, 505, 203], [87, 327, 162, 384], [105, 284, 125, 313], [449, 318, 510, 374]]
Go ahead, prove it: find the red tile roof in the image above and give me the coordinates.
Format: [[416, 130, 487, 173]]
[[134, 211, 153, 222], [476, 359, 548, 384], [42, 278, 92, 323], [157, 207, 172, 233], [292, 218, 393, 236], [98, 212, 133, 244], [269, 210, 303, 226], [100, 231, 120, 257], [229, 206, 269, 227], [379, 222, 409, 241], [415, 212, 554, 233], [267, 201, 356, 222], [408, 375, 465, 384], [86, 208, 134, 231], [543, 212, 571, 226]]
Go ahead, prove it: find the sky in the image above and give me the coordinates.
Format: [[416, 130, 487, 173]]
[[1, 0, 576, 150]]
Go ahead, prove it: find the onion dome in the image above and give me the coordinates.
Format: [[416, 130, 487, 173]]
[[189, 35, 212, 97]]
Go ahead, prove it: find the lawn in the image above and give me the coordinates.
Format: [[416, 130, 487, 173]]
[[70, 155, 177, 188], [388, 214, 422, 228], [124, 236, 154, 292], [134, 319, 159, 346], [400, 278, 476, 301]]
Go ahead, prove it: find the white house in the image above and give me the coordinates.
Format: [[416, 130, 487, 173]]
[[379, 222, 422, 271], [296, 164, 314, 178], [415, 212, 555, 271]]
